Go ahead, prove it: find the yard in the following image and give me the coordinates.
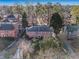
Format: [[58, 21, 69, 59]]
[[70, 37, 79, 52], [0, 37, 14, 52]]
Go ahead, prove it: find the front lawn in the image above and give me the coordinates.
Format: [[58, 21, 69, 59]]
[[0, 37, 14, 52]]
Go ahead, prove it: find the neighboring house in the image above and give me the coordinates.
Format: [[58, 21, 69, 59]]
[[26, 25, 54, 38], [0, 23, 17, 38], [64, 25, 79, 40], [3, 14, 17, 22]]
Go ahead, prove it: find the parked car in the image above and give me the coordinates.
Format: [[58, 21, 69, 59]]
[[26, 25, 53, 39]]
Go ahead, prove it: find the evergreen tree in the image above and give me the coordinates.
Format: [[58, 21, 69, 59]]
[[22, 12, 28, 28], [50, 13, 63, 34]]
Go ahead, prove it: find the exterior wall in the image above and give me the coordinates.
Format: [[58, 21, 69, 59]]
[[0, 23, 18, 38], [26, 32, 52, 38], [0, 30, 17, 37]]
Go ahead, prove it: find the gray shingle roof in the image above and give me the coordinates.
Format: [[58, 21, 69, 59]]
[[26, 25, 52, 32], [6, 15, 16, 21], [0, 24, 14, 30], [67, 25, 79, 32]]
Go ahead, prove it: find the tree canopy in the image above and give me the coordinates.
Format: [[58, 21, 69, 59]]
[[71, 6, 79, 17], [53, 5, 62, 13], [71, 6, 79, 24], [50, 13, 63, 34], [22, 12, 28, 28]]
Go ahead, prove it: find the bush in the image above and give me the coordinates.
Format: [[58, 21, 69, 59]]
[[31, 37, 63, 53]]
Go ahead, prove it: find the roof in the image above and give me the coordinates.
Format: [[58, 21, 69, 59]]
[[26, 25, 52, 32], [0, 24, 14, 30], [66, 25, 79, 32], [6, 15, 16, 20], [7, 15, 15, 18]]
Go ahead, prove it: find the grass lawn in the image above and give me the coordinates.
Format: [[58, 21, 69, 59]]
[[0, 37, 14, 52]]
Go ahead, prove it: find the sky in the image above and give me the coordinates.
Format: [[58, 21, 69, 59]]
[[0, 0, 79, 5]]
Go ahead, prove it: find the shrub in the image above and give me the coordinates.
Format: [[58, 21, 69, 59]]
[[31, 37, 63, 53]]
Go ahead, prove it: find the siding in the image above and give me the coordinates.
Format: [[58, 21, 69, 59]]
[[0, 30, 17, 37]]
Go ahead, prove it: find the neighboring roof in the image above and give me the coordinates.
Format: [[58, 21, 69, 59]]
[[66, 25, 79, 32], [6, 15, 16, 20], [0, 24, 14, 30], [7, 15, 15, 18], [26, 25, 52, 32]]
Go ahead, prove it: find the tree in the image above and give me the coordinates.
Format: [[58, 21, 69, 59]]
[[35, 3, 43, 16], [71, 6, 79, 17], [7, 6, 13, 14], [22, 12, 28, 28], [53, 5, 61, 13], [71, 6, 79, 24], [50, 13, 63, 34], [13, 4, 24, 14]]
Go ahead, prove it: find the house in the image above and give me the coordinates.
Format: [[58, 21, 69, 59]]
[[0, 23, 17, 38], [64, 25, 79, 40], [26, 25, 54, 38], [3, 14, 17, 22]]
